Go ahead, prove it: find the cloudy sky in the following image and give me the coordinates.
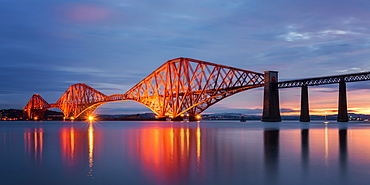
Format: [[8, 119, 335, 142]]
[[2, 0, 370, 115]]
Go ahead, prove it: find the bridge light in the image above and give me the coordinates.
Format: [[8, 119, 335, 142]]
[[196, 115, 201, 120], [70, 117, 75, 121], [34, 117, 38, 120], [88, 116, 94, 121]]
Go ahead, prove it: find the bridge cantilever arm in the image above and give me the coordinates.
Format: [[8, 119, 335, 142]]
[[278, 71, 370, 88]]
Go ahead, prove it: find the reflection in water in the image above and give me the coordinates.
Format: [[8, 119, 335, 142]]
[[1, 121, 368, 185], [324, 124, 329, 166], [88, 122, 94, 178], [24, 128, 43, 163], [264, 129, 279, 183], [61, 126, 79, 167], [196, 123, 201, 168], [60, 122, 98, 178], [127, 124, 203, 185], [339, 125, 348, 177], [301, 127, 309, 170]]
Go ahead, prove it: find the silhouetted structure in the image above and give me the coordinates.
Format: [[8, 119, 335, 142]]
[[261, 71, 281, 122]]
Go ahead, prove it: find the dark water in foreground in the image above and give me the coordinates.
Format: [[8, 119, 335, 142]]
[[1, 120, 370, 185]]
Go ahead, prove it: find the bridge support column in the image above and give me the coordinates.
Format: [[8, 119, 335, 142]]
[[300, 85, 310, 122], [262, 71, 281, 122], [338, 81, 349, 122]]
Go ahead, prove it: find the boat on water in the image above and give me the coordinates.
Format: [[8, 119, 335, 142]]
[[240, 115, 246, 122]]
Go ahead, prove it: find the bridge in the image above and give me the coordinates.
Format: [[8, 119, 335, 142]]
[[24, 57, 264, 120], [24, 57, 370, 122]]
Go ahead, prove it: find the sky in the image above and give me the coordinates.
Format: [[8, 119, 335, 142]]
[[1, 0, 370, 116]]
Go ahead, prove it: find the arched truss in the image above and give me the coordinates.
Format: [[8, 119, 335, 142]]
[[54, 83, 108, 118], [24, 94, 50, 119], [122, 57, 264, 118], [24, 58, 264, 119]]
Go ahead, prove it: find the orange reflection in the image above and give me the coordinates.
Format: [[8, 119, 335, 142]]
[[60, 123, 99, 177], [87, 123, 94, 178], [197, 123, 201, 165], [60, 127, 85, 167], [346, 128, 370, 163], [24, 128, 43, 163], [128, 124, 202, 185], [304, 127, 339, 167]]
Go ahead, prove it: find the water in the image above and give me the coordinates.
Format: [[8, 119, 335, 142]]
[[0, 120, 370, 185]]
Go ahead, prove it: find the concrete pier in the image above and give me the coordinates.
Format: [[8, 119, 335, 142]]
[[300, 85, 310, 122], [262, 71, 281, 122], [337, 81, 349, 122]]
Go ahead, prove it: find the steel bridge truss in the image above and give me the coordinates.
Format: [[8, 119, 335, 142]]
[[24, 94, 50, 119], [121, 57, 264, 118], [24, 57, 264, 120], [278, 71, 370, 88]]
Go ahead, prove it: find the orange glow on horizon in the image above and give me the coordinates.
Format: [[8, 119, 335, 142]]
[[277, 87, 370, 116]]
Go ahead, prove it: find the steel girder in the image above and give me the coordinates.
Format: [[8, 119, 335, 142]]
[[278, 71, 370, 88], [55, 83, 108, 118], [24, 58, 264, 119], [24, 94, 50, 119], [123, 57, 264, 118]]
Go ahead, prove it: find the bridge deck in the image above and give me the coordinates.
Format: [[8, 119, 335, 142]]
[[278, 71, 370, 88]]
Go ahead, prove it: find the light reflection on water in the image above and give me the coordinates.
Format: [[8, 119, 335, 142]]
[[1, 121, 370, 185]]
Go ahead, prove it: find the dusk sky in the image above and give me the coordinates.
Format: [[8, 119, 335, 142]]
[[2, 0, 370, 115]]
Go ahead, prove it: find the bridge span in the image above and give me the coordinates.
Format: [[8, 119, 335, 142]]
[[24, 57, 370, 122], [24, 57, 264, 120], [261, 71, 370, 122]]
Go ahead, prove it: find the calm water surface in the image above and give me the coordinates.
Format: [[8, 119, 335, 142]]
[[1, 120, 370, 185]]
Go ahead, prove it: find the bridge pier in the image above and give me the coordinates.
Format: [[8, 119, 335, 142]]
[[337, 81, 349, 122], [262, 71, 281, 122], [300, 85, 310, 122]]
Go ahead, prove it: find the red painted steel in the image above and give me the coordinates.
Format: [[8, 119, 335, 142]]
[[23, 57, 265, 120], [24, 94, 49, 120]]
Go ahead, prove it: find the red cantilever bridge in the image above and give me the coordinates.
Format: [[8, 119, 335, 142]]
[[24, 57, 265, 120], [25, 57, 370, 121]]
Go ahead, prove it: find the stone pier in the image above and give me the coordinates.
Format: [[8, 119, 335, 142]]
[[262, 71, 281, 122], [337, 81, 349, 122], [300, 85, 310, 122]]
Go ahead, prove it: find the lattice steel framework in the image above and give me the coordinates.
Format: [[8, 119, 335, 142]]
[[24, 94, 50, 119], [55, 83, 108, 118], [121, 57, 264, 118], [24, 57, 264, 119], [278, 71, 370, 88]]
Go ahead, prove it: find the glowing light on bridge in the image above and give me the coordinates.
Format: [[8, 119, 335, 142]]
[[196, 115, 202, 120], [88, 116, 94, 121], [24, 57, 264, 120]]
